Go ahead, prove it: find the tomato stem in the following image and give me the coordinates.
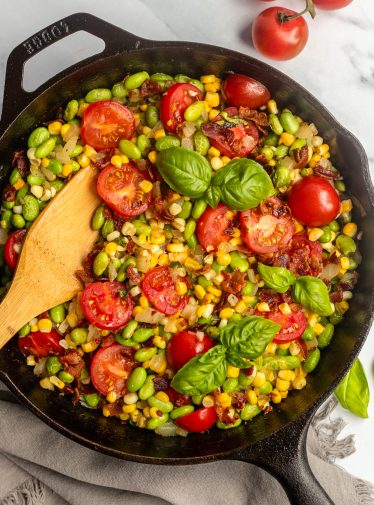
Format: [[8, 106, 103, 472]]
[[278, 0, 316, 24]]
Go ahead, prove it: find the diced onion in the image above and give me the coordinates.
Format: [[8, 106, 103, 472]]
[[155, 421, 178, 437]]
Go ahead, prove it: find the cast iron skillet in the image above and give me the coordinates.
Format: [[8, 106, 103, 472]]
[[0, 13, 373, 505]]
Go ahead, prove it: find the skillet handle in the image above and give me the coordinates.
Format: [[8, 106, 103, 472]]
[[234, 415, 335, 505], [0, 12, 154, 131]]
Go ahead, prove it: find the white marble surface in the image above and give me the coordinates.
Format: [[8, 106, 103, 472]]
[[0, 0, 373, 484]]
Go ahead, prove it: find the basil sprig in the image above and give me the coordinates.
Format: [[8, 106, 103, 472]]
[[335, 359, 370, 418], [292, 276, 333, 316], [171, 316, 281, 395], [156, 147, 211, 198], [205, 158, 275, 211], [258, 263, 296, 294]]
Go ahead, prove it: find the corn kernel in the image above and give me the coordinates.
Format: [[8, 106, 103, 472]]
[[48, 121, 62, 135], [226, 365, 240, 378], [278, 370, 296, 381], [216, 252, 231, 266], [13, 179, 25, 190], [139, 103, 148, 111], [38, 318, 52, 333], [276, 378, 291, 392], [133, 306, 143, 316], [106, 391, 117, 403], [341, 199, 352, 213], [208, 146, 221, 157], [66, 313, 78, 328], [49, 375, 65, 389], [154, 128, 166, 140], [197, 304, 214, 318], [150, 407, 161, 418], [205, 92, 220, 108], [267, 99, 278, 114], [278, 343, 290, 350], [200, 74, 216, 83], [204, 81, 221, 92], [235, 300, 247, 314], [62, 163, 73, 177], [118, 413, 130, 421], [219, 307, 234, 320], [142, 126, 151, 135], [41, 157, 50, 168], [336, 300, 349, 314], [152, 335, 166, 349], [148, 151, 157, 164], [340, 256, 350, 270], [293, 221, 304, 233], [243, 295, 255, 306], [64, 334, 77, 349], [308, 313, 318, 328], [139, 295, 150, 308], [60, 124, 71, 137], [313, 323, 325, 336], [105, 242, 117, 255], [130, 410, 140, 423], [317, 143, 329, 156], [149, 354, 167, 374], [139, 180, 153, 193], [202, 395, 215, 407], [26, 355, 36, 366], [217, 392, 231, 406], [142, 360, 150, 368], [253, 372, 266, 388], [210, 157, 223, 171], [279, 303, 291, 315], [272, 389, 282, 404], [77, 154, 90, 168], [155, 391, 169, 403], [78, 102, 89, 117], [207, 286, 221, 297], [265, 343, 277, 355], [279, 132, 295, 146], [176, 281, 188, 296], [143, 407, 151, 418], [246, 390, 258, 405], [40, 378, 54, 391], [308, 228, 324, 241], [158, 253, 170, 266], [111, 155, 123, 168], [81, 340, 99, 353], [256, 302, 270, 313], [184, 257, 201, 270], [122, 403, 136, 413], [342, 223, 357, 238], [209, 109, 220, 120], [292, 376, 307, 390], [120, 155, 129, 164]]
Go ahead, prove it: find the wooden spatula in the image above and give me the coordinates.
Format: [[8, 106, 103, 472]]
[[0, 165, 101, 349]]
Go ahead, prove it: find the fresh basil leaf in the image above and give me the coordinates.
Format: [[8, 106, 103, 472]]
[[220, 316, 281, 363], [335, 359, 370, 418], [156, 147, 211, 198], [293, 276, 333, 316], [171, 345, 227, 396], [258, 263, 296, 294], [205, 185, 221, 208], [226, 349, 254, 368], [210, 158, 275, 211]]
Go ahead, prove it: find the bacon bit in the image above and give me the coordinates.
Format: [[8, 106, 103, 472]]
[[103, 207, 113, 220], [127, 264, 141, 283], [214, 291, 230, 314], [293, 145, 309, 169], [75, 269, 94, 285], [140, 79, 162, 97], [231, 392, 246, 410], [258, 289, 283, 310], [338, 271, 359, 291], [125, 239, 135, 255], [153, 376, 170, 391], [91, 149, 114, 169], [314, 164, 340, 180], [2, 184, 16, 202], [330, 290, 344, 303], [11, 150, 29, 177], [113, 212, 125, 231], [105, 402, 124, 416], [83, 245, 102, 279], [253, 153, 268, 166], [263, 405, 273, 415], [221, 270, 246, 295], [215, 403, 239, 424], [60, 350, 85, 379], [238, 107, 269, 135], [259, 196, 291, 219]]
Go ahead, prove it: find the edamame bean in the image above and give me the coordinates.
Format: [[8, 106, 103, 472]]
[[145, 105, 159, 128], [318, 226, 332, 244], [85, 88, 112, 103], [289, 138, 306, 153], [135, 347, 157, 362], [112, 82, 128, 98], [70, 144, 84, 158], [12, 214, 25, 229], [198, 276, 213, 289], [84, 393, 100, 408], [238, 371, 253, 387], [184, 220, 196, 241], [49, 180, 65, 193], [186, 233, 198, 249], [22, 195, 39, 221], [123, 256, 137, 269], [16, 186, 29, 205], [217, 419, 242, 429], [275, 348, 289, 356], [91, 206, 105, 231], [35, 137, 56, 159], [273, 166, 290, 188], [242, 281, 255, 296], [150, 72, 173, 83], [280, 111, 299, 135], [64, 100, 79, 121], [302, 326, 315, 341], [336, 235, 356, 255], [329, 313, 343, 325], [184, 101, 205, 122], [133, 220, 151, 236], [191, 198, 207, 219], [49, 304, 66, 324], [189, 79, 205, 94], [178, 201, 192, 220], [137, 134, 151, 154], [170, 405, 194, 420], [147, 413, 169, 430], [27, 174, 45, 186], [46, 356, 62, 375], [334, 181, 345, 192], [264, 132, 279, 146], [71, 327, 88, 344], [1, 210, 12, 228], [241, 404, 261, 421], [28, 127, 50, 148], [2, 201, 14, 210], [318, 323, 334, 348], [211, 262, 226, 273], [125, 71, 150, 90], [102, 219, 114, 239], [127, 367, 147, 392], [174, 74, 190, 83], [148, 395, 174, 413], [119, 139, 141, 160], [260, 146, 274, 161], [274, 145, 289, 159], [229, 251, 249, 272], [93, 251, 110, 276], [304, 348, 320, 373], [329, 220, 340, 232], [348, 257, 358, 270], [265, 356, 301, 370], [122, 320, 139, 340], [139, 376, 155, 400], [116, 334, 137, 347], [9, 169, 21, 185], [259, 381, 273, 394], [155, 135, 180, 151], [116, 263, 127, 282], [269, 114, 283, 135], [223, 378, 239, 393], [194, 131, 210, 156], [58, 371, 74, 384], [19, 323, 31, 337], [133, 327, 154, 343]]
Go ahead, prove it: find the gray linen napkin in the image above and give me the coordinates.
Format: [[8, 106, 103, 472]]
[[0, 382, 373, 505]]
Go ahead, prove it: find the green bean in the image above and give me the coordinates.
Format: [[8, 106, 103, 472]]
[[91, 205, 106, 230], [302, 326, 315, 341], [289, 138, 306, 153], [125, 71, 150, 90], [112, 82, 128, 98], [274, 145, 289, 159], [147, 413, 169, 430], [122, 320, 139, 340], [145, 105, 159, 128], [85, 88, 112, 103], [280, 111, 299, 135], [241, 404, 261, 421], [49, 180, 65, 193], [150, 72, 173, 83], [9, 169, 21, 185], [28, 127, 50, 148], [22, 195, 39, 221], [304, 348, 320, 373], [191, 198, 207, 219], [264, 132, 279, 146], [58, 371, 74, 384], [184, 220, 196, 241], [229, 251, 249, 272], [265, 356, 301, 370], [198, 276, 213, 289], [137, 134, 151, 154], [194, 131, 210, 156], [84, 393, 100, 408], [336, 235, 356, 255], [275, 348, 289, 356], [260, 146, 274, 161], [186, 233, 198, 249], [334, 181, 346, 193], [139, 376, 155, 400], [133, 220, 151, 236], [329, 313, 343, 325], [269, 114, 283, 135], [19, 323, 31, 337], [174, 74, 190, 83], [178, 201, 193, 220], [12, 214, 25, 229], [148, 395, 174, 413], [101, 219, 115, 239], [318, 323, 334, 348], [155, 135, 180, 151], [64, 100, 79, 121], [93, 251, 109, 276], [189, 79, 205, 94], [216, 419, 242, 429], [71, 327, 88, 344], [135, 347, 157, 362], [329, 220, 340, 232], [27, 174, 45, 186], [127, 367, 147, 392], [242, 281, 255, 296], [46, 356, 62, 375], [318, 226, 332, 244], [119, 139, 141, 160], [35, 137, 56, 159], [184, 101, 205, 122], [133, 327, 154, 343], [259, 381, 273, 394], [273, 166, 290, 188], [223, 378, 239, 393], [2, 201, 14, 210], [170, 405, 194, 420], [49, 304, 66, 324]]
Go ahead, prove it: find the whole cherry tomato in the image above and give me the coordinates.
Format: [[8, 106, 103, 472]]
[[313, 0, 352, 9], [288, 175, 340, 227], [167, 330, 214, 371], [222, 74, 270, 109], [252, 7, 309, 61], [175, 406, 217, 432]]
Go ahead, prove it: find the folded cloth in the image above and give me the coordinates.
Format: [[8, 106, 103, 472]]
[[0, 382, 373, 505]]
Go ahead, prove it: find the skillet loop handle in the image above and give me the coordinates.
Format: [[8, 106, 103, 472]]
[[0, 12, 153, 131], [235, 416, 335, 505]]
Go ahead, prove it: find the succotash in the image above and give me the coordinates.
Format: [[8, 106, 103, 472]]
[[0, 71, 360, 436]]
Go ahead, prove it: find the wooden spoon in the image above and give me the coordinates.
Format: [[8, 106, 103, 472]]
[[0, 165, 101, 349]]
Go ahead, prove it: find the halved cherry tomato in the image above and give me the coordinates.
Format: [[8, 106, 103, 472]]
[[313, 0, 352, 9], [18, 329, 63, 358], [141, 266, 189, 316], [288, 175, 340, 227], [222, 74, 270, 109], [81, 281, 134, 330], [81, 100, 135, 150], [240, 197, 294, 253], [286, 233, 323, 277], [196, 203, 237, 251], [97, 162, 152, 218], [202, 122, 259, 158], [4, 229, 26, 270], [175, 406, 217, 432], [165, 386, 192, 407], [167, 330, 214, 371], [90, 343, 136, 396], [160, 83, 203, 133], [266, 309, 307, 343]]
